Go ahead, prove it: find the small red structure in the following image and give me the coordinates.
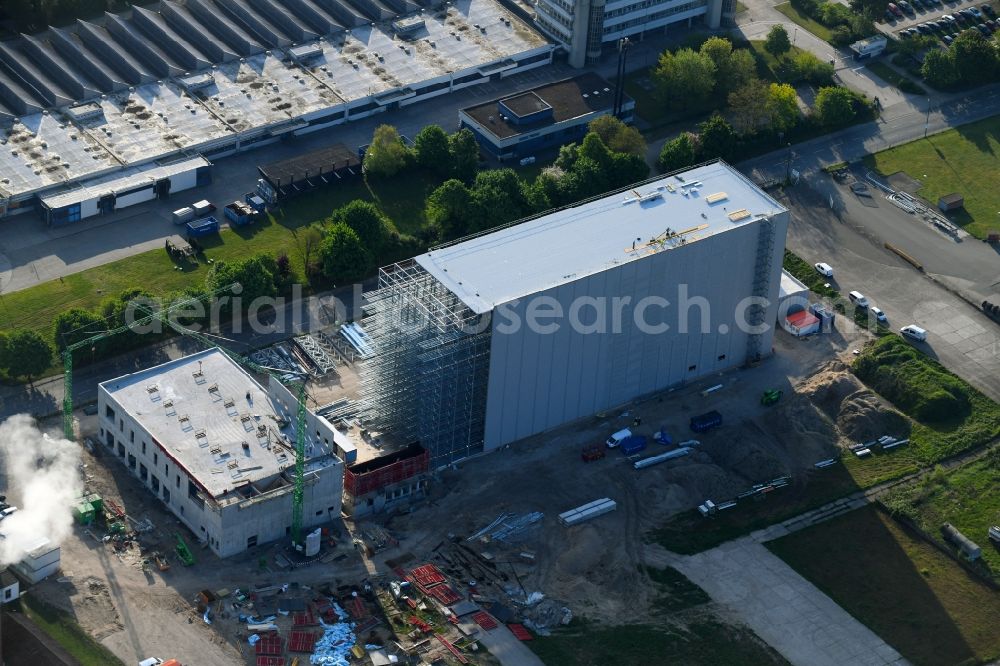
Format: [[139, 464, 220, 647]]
[[254, 633, 283, 656], [508, 624, 533, 641], [292, 605, 317, 627], [435, 635, 469, 664], [472, 612, 498, 630], [581, 444, 605, 462], [343, 443, 429, 496], [409, 564, 446, 588], [289, 631, 317, 653], [427, 584, 462, 605]]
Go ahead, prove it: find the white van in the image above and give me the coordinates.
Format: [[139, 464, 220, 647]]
[[849, 291, 869, 308], [900, 325, 927, 341], [814, 262, 834, 278], [605, 428, 632, 448]]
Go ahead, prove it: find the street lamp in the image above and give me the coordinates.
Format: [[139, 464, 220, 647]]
[[924, 97, 931, 138]]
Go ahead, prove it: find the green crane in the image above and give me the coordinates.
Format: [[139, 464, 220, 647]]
[[61, 283, 310, 545]]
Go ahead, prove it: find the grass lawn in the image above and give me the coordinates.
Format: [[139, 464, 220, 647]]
[[767, 506, 1000, 665], [0, 172, 440, 368], [864, 61, 926, 95], [865, 115, 1000, 239], [528, 619, 788, 665], [20, 595, 125, 666], [774, 3, 835, 42], [882, 455, 1000, 580]]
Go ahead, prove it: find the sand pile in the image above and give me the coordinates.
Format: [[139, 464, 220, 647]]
[[836, 393, 910, 442]]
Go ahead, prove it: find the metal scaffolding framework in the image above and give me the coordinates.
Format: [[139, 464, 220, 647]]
[[359, 260, 492, 466]]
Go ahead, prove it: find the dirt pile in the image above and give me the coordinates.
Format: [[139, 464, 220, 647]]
[[795, 360, 910, 447]]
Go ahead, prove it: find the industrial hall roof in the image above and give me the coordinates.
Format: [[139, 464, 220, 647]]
[[416, 161, 788, 314]]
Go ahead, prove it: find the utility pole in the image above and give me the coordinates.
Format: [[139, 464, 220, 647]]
[[924, 97, 931, 138], [785, 143, 793, 184], [613, 37, 632, 118]]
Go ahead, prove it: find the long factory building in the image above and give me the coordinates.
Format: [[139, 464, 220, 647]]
[[0, 0, 553, 222], [358, 161, 790, 465]]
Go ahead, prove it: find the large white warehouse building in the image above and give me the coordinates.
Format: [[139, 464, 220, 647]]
[[97, 348, 344, 558], [360, 161, 790, 465]]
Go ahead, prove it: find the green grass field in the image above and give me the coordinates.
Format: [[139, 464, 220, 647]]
[[20, 596, 125, 666], [882, 454, 1000, 580], [774, 3, 835, 42], [0, 173, 436, 367], [768, 506, 1000, 665], [528, 619, 788, 665], [865, 115, 1000, 238], [864, 61, 926, 95]]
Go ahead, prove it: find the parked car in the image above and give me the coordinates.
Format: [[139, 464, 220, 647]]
[[889, 2, 904, 15], [986, 19, 997, 29], [814, 262, 835, 278], [849, 291, 870, 308], [970, 6, 983, 17], [605, 428, 632, 448], [983, 3, 997, 16], [900, 324, 928, 341], [916, 23, 932, 32], [885, 8, 897, 20], [943, 33, 955, 43], [977, 23, 991, 34], [870, 306, 889, 324], [899, 0, 916, 13], [899, 28, 914, 37], [927, 20, 942, 29]]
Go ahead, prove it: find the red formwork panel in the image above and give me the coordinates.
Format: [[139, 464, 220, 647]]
[[292, 605, 317, 627], [256, 658, 285, 666], [508, 624, 533, 641], [472, 612, 498, 631], [288, 631, 317, 653], [409, 564, 445, 588], [254, 633, 283, 656], [427, 584, 462, 606]]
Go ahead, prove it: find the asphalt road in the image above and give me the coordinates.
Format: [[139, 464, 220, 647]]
[[781, 179, 1000, 401]]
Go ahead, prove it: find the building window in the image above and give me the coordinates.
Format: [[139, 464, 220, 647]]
[[141, 441, 146, 454], [139, 463, 147, 482], [718, 354, 726, 360], [176, 475, 180, 488], [164, 464, 168, 475], [4, 588, 11, 600], [688, 364, 697, 371], [117, 443, 126, 458], [154, 452, 158, 465], [180, 506, 184, 516], [119, 419, 124, 432], [130, 431, 134, 443], [247, 535, 258, 548], [151, 476, 160, 492], [163, 487, 170, 504], [315, 510, 322, 516], [105, 406, 115, 420]]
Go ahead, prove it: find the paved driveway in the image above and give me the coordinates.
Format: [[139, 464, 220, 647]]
[[646, 542, 908, 666]]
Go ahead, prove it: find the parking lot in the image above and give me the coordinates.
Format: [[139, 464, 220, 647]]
[[878, 0, 999, 42]]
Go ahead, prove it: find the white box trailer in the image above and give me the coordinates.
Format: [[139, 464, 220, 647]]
[[172, 207, 195, 224]]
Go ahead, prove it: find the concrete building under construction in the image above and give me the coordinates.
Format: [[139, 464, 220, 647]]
[[97, 348, 345, 558], [359, 161, 789, 465]]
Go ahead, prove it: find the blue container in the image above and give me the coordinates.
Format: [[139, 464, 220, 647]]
[[186, 216, 220, 238], [620, 435, 647, 455], [690, 410, 723, 433]]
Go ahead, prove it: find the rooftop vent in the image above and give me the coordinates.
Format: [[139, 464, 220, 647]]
[[146, 384, 160, 401], [164, 400, 176, 416], [193, 370, 206, 384]]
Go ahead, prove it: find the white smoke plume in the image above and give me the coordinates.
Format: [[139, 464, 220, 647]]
[[0, 414, 83, 566]]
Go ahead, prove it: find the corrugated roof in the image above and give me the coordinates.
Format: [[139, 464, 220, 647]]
[[416, 162, 787, 314]]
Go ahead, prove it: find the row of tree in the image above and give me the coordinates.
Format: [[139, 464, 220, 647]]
[[921, 30, 1000, 89], [426, 123, 649, 243], [0, 329, 52, 381], [658, 85, 866, 171], [364, 124, 481, 183], [763, 26, 836, 86]]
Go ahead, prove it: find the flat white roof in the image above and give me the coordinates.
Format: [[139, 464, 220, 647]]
[[40, 156, 211, 209], [100, 348, 334, 499], [416, 162, 787, 313]]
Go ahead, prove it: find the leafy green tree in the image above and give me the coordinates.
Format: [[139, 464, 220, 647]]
[[608, 152, 650, 187], [951, 30, 999, 84], [1, 329, 53, 381], [728, 79, 772, 135], [562, 156, 609, 201], [819, 2, 851, 25], [426, 179, 475, 241], [765, 25, 792, 58], [319, 223, 372, 284], [652, 48, 717, 110], [767, 83, 800, 133], [364, 124, 410, 178], [331, 200, 389, 250], [413, 125, 451, 178], [554, 142, 580, 171], [295, 223, 325, 280], [206, 254, 278, 307], [588, 115, 646, 156], [470, 169, 530, 231], [700, 37, 756, 96], [448, 129, 480, 183], [813, 86, 856, 126], [53, 308, 107, 353], [698, 114, 738, 161], [830, 25, 854, 46], [790, 51, 834, 86], [921, 48, 960, 88], [658, 133, 697, 172], [578, 133, 614, 168]]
